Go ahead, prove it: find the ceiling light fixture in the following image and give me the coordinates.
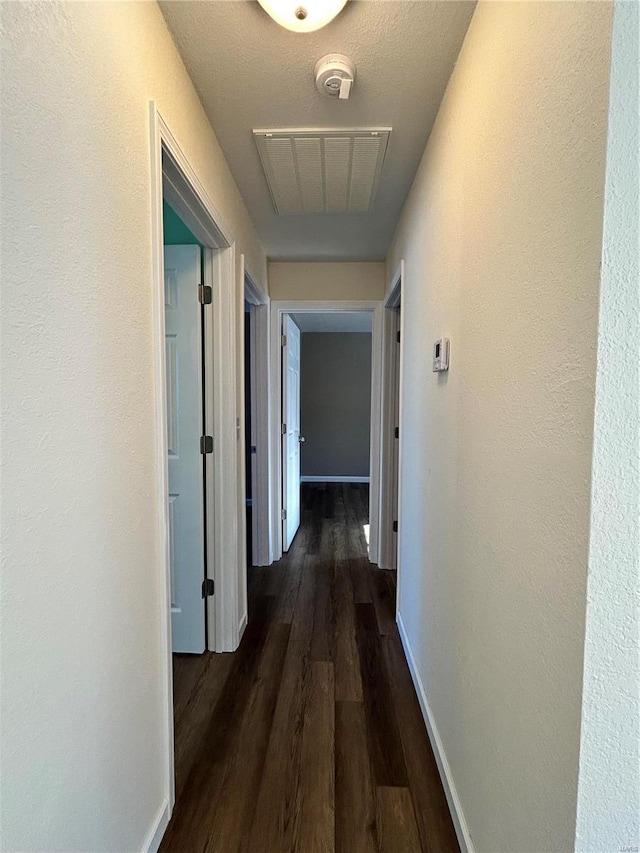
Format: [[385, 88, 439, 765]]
[[256, 0, 347, 32]]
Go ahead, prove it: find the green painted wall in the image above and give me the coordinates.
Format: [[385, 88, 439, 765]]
[[163, 200, 201, 246]]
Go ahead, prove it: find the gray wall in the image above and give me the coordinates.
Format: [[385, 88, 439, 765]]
[[300, 333, 372, 478]]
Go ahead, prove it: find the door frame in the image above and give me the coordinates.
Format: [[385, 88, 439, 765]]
[[378, 261, 405, 571], [269, 299, 383, 563], [150, 103, 245, 812], [242, 270, 271, 568]]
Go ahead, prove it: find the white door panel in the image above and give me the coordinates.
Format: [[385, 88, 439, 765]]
[[282, 315, 301, 550], [391, 306, 401, 570], [164, 244, 206, 654]]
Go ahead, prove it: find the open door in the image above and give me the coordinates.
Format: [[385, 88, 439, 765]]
[[391, 305, 401, 568], [164, 244, 206, 653], [281, 314, 302, 551]]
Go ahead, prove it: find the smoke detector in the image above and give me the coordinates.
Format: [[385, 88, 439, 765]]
[[314, 54, 356, 100]]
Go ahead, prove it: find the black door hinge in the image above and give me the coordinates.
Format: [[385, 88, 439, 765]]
[[202, 577, 214, 597], [394, 426, 399, 439], [200, 435, 213, 454], [393, 520, 398, 533], [198, 285, 212, 305], [396, 330, 401, 343]]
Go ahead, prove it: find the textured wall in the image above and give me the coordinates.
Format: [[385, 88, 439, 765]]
[[269, 261, 385, 301], [0, 2, 265, 851], [386, 3, 612, 851], [575, 3, 640, 850], [300, 334, 372, 478]]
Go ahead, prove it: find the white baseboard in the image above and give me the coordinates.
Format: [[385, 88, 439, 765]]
[[140, 798, 170, 853], [238, 610, 248, 641], [396, 612, 475, 853], [300, 475, 370, 483]]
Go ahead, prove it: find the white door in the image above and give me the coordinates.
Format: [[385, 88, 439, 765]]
[[282, 315, 302, 551], [164, 245, 206, 654], [391, 305, 401, 569]]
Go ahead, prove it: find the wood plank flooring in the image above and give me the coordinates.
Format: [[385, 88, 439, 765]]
[[161, 483, 459, 853]]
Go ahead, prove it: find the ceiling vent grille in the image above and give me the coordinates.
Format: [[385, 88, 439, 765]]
[[253, 128, 391, 215]]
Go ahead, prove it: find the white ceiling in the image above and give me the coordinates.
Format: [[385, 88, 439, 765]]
[[159, 0, 475, 261], [291, 311, 372, 332]]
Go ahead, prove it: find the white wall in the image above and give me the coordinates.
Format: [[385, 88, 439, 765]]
[[269, 261, 385, 301], [0, 3, 266, 851], [575, 3, 640, 850], [387, 3, 613, 851]]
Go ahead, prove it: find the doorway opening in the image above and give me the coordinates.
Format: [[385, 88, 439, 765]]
[[162, 200, 209, 654], [269, 301, 383, 564], [242, 274, 270, 571], [379, 263, 404, 572], [151, 105, 244, 818]]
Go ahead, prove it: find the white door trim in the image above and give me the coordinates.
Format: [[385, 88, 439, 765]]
[[210, 244, 241, 653], [378, 261, 405, 571], [202, 248, 217, 647], [243, 269, 271, 567], [149, 102, 243, 817], [269, 299, 382, 563], [369, 303, 384, 565]]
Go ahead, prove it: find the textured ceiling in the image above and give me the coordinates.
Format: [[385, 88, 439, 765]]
[[291, 311, 373, 332], [160, 0, 475, 261]]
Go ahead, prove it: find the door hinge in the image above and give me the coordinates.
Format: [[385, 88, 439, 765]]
[[200, 435, 213, 454], [396, 330, 401, 343], [394, 426, 399, 439], [393, 520, 398, 533], [250, 445, 257, 454], [198, 284, 212, 305], [281, 423, 287, 435], [202, 577, 214, 597], [281, 333, 287, 347], [281, 508, 287, 521]]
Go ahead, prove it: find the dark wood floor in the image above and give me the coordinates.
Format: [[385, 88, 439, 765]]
[[161, 483, 459, 853]]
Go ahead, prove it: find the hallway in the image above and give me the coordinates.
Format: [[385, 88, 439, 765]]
[[161, 484, 458, 852]]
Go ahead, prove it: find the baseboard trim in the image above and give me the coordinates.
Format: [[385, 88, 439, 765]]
[[300, 475, 370, 483], [238, 610, 248, 641], [140, 798, 170, 853], [396, 612, 475, 853]]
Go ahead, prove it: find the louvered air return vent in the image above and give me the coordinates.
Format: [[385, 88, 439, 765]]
[[253, 128, 391, 215]]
